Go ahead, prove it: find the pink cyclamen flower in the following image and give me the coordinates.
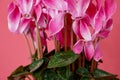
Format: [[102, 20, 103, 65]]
[[8, 0, 48, 48], [8, 2, 21, 33], [42, 0, 72, 46], [72, 0, 116, 61]]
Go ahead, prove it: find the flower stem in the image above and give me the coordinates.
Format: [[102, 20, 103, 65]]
[[71, 29, 75, 72], [23, 33, 33, 62], [36, 26, 43, 59], [29, 31, 36, 51], [64, 16, 67, 51], [54, 36, 60, 53], [90, 59, 97, 74]]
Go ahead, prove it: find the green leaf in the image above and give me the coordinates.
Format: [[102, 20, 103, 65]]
[[94, 69, 114, 77], [41, 69, 61, 80], [29, 58, 44, 72], [80, 76, 90, 80], [48, 51, 79, 68], [76, 67, 90, 77], [93, 69, 118, 79], [32, 50, 38, 61], [32, 71, 41, 80], [8, 66, 29, 78], [68, 74, 79, 80], [56, 67, 71, 80], [31, 58, 49, 79]]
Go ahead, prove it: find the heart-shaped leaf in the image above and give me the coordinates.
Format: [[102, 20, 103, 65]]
[[93, 69, 118, 79], [80, 76, 90, 80], [76, 67, 90, 77], [48, 51, 79, 68], [41, 69, 61, 80], [8, 66, 29, 78], [29, 58, 44, 72]]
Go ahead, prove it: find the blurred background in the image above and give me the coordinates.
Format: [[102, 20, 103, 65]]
[[0, 0, 120, 79]]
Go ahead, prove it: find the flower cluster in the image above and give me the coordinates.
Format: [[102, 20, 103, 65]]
[[8, 0, 116, 61]]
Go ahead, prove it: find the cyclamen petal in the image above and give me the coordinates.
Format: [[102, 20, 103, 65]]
[[8, 4, 21, 33], [16, 0, 33, 14], [76, 0, 90, 17], [80, 20, 91, 41], [94, 42, 102, 62], [73, 40, 83, 54], [34, 0, 41, 6], [105, 0, 117, 19], [34, 4, 42, 22], [86, 2, 97, 28], [99, 19, 113, 38], [38, 13, 48, 29], [42, 0, 67, 11], [8, 2, 15, 13], [94, 7, 105, 34], [96, 0, 102, 9], [49, 13, 64, 36], [68, 0, 90, 18], [19, 18, 31, 33], [99, 30, 110, 39], [84, 42, 94, 61], [72, 20, 83, 39], [104, 18, 113, 31]]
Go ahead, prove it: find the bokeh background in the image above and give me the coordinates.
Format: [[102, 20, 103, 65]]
[[0, 0, 120, 79]]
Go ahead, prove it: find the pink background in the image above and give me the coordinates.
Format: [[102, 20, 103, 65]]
[[0, 0, 120, 79]]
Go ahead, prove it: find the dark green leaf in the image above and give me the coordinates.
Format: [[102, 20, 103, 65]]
[[32, 50, 38, 61], [48, 51, 79, 68], [68, 74, 79, 80], [32, 58, 49, 79], [94, 69, 114, 77], [29, 58, 44, 72], [76, 67, 90, 77], [93, 69, 118, 79], [32, 71, 41, 80], [41, 69, 61, 80], [80, 76, 90, 80], [8, 66, 29, 78], [56, 67, 71, 80]]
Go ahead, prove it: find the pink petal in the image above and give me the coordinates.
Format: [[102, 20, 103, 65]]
[[84, 41, 94, 61], [104, 19, 113, 31], [68, 0, 90, 18], [72, 20, 83, 39], [80, 20, 92, 41], [105, 0, 117, 19], [40, 30, 47, 46], [19, 18, 31, 33], [76, 0, 90, 17], [66, 0, 76, 14], [99, 19, 113, 38], [49, 13, 64, 36], [27, 21, 36, 34], [56, 30, 64, 45], [94, 42, 102, 62], [8, 4, 21, 33], [34, 4, 42, 22], [86, 2, 97, 26], [8, 2, 15, 13], [73, 40, 83, 54], [16, 0, 33, 14], [38, 13, 48, 29], [42, 0, 67, 11], [94, 7, 105, 34], [99, 30, 110, 39], [96, 0, 102, 9], [34, 0, 41, 6]]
